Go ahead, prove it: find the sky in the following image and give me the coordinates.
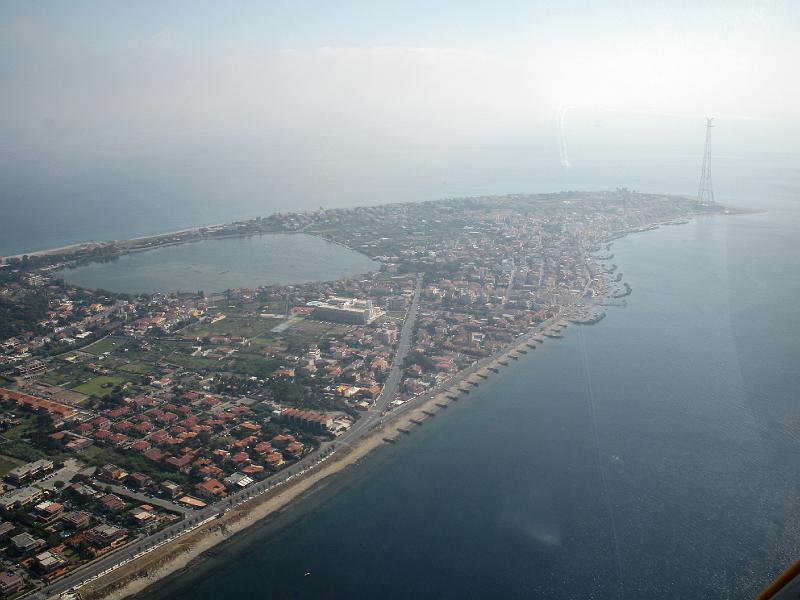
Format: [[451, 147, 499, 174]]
[[0, 1, 798, 251]]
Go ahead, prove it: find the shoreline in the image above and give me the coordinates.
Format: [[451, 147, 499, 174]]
[[71, 216, 653, 600], [0, 224, 229, 262], [4, 194, 757, 263], [76, 309, 584, 600], [30, 201, 718, 598]]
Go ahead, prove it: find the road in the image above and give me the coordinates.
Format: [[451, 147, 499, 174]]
[[34, 274, 424, 600], [36, 275, 579, 600], [37, 275, 581, 600], [501, 258, 515, 307], [347, 273, 423, 435]]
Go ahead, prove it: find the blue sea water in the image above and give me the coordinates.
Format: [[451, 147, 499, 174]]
[[3, 125, 799, 597], [136, 174, 800, 599]]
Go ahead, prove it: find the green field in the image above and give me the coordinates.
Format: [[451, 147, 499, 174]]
[[187, 316, 282, 339], [281, 320, 351, 347], [119, 362, 155, 375], [72, 375, 127, 397], [0, 454, 24, 476], [2, 413, 44, 441], [82, 336, 127, 355]]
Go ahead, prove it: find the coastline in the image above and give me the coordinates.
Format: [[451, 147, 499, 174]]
[[17, 197, 717, 598], [77, 312, 581, 600], [71, 216, 655, 600]]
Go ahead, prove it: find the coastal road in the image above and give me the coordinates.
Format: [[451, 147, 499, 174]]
[[35, 275, 424, 599], [36, 278, 577, 600]]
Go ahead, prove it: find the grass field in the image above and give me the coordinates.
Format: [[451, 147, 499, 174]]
[[187, 316, 282, 339], [2, 413, 43, 441], [280, 320, 351, 347], [0, 454, 24, 476], [82, 336, 127, 355], [0, 441, 44, 462], [118, 362, 155, 375], [72, 375, 127, 397]]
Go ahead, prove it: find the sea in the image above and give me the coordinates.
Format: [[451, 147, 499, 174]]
[[138, 176, 800, 600], [3, 137, 800, 598]]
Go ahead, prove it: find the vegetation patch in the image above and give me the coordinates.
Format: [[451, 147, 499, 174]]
[[72, 375, 127, 397]]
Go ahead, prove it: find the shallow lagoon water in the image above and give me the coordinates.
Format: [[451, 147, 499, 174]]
[[55, 233, 378, 294]]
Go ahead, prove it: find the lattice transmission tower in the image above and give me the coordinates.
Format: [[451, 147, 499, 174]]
[[696, 117, 715, 204]]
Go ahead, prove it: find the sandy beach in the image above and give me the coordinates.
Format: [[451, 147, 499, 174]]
[[0, 223, 227, 262], [78, 313, 579, 600]]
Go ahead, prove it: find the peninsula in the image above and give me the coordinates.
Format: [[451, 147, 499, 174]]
[[0, 190, 732, 599]]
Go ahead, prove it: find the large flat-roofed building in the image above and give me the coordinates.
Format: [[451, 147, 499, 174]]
[[86, 523, 126, 547], [310, 296, 382, 324], [5, 459, 54, 485], [279, 408, 333, 433]]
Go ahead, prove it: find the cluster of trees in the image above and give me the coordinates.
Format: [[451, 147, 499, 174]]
[[0, 292, 50, 339]]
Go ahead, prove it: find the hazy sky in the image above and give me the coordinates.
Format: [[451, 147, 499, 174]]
[[0, 1, 797, 251], [2, 2, 797, 136]]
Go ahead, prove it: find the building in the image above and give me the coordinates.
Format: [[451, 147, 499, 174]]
[[195, 478, 227, 500], [127, 472, 154, 489], [376, 328, 397, 345], [311, 297, 382, 324], [0, 522, 14, 540], [0, 571, 23, 597], [33, 500, 64, 524], [33, 550, 67, 574], [11, 532, 45, 554], [279, 408, 333, 433], [0, 388, 75, 424], [0, 486, 43, 510], [224, 472, 254, 490], [97, 464, 127, 483], [5, 458, 54, 485], [388, 296, 407, 311], [161, 481, 182, 499], [129, 508, 156, 527], [62, 511, 91, 530], [98, 494, 125, 512], [86, 523, 126, 547]]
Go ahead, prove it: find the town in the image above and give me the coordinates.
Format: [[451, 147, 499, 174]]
[[0, 190, 697, 597]]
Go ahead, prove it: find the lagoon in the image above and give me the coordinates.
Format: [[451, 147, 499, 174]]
[[55, 233, 378, 294]]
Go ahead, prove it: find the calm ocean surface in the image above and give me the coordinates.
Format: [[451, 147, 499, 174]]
[[54, 234, 378, 294], [132, 177, 800, 599], [5, 144, 799, 597]]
